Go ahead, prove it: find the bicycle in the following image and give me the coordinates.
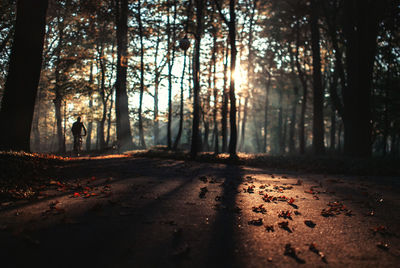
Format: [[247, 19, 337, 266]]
[[73, 135, 85, 156]]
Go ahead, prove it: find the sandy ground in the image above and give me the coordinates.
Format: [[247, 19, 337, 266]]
[[0, 156, 399, 267]]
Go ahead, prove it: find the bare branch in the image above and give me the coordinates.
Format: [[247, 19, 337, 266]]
[[214, 0, 229, 25]]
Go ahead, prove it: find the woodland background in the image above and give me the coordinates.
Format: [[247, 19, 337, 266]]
[[0, 0, 399, 159]]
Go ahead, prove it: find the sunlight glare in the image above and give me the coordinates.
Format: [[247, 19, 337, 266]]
[[230, 62, 247, 95]]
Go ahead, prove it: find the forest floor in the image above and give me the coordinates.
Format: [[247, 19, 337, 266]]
[[0, 151, 400, 267]]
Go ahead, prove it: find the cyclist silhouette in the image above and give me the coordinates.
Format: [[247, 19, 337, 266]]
[[71, 116, 87, 155]]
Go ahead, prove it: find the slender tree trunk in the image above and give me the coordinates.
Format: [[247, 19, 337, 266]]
[[86, 62, 94, 151], [96, 121, 101, 150], [289, 86, 298, 153], [98, 44, 107, 150], [390, 130, 397, 156], [212, 35, 219, 154], [237, 97, 241, 147], [310, 0, 325, 155], [239, 96, 248, 151], [63, 100, 67, 152], [54, 90, 64, 152], [104, 39, 115, 148], [247, 0, 257, 153], [203, 116, 210, 151], [137, 0, 146, 148], [190, 0, 203, 158], [53, 15, 67, 153], [115, 0, 133, 150], [106, 93, 114, 147], [228, 0, 237, 158], [221, 42, 229, 153], [32, 99, 41, 151], [202, 89, 210, 151], [295, 24, 308, 155], [167, 4, 172, 148], [282, 112, 288, 154], [278, 88, 283, 154], [338, 120, 343, 153], [173, 49, 187, 150], [263, 70, 271, 153], [167, 1, 177, 149], [323, 2, 345, 120], [154, 77, 160, 145], [330, 109, 336, 151]]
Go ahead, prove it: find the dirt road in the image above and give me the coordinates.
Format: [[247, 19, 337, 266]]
[[1, 156, 399, 267]]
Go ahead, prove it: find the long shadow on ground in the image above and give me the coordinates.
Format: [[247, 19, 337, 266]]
[[206, 165, 244, 267]]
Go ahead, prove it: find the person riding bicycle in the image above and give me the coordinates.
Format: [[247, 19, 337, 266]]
[[71, 116, 87, 154]]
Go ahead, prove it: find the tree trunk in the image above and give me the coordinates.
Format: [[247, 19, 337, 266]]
[[173, 49, 187, 150], [282, 112, 288, 154], [247, 0, 257, 153], [237, 97, 241, 147], [221, 42, 229, 153], [154, 77, 160, 145], [330, 109, 336, 151], [289, 86, 298, 153], [202, 86, 211, 152], [310, 0, 325, 155], [98, 44, 107, 150], [228, 0, 237, 158], [86, 62, 94, 151], [338, 120, 343, 153], [105, 42, 116, 148], [263, 70, 271, 153], [277, 88, 283, 154], [342, 0, 381, 157], [152, 9, 165, 146], [295, 25, 308, 155], [212, 34, 219, 154], [31, 99, 41, 151], [0, 0, 48, 151], [54, 91, 64, 152], [137, 0, 146, 148], [239, 96, 248, 151], [190, 0, 203, 158], [167, 1, 177, 149], [115, 0, 133, 150]]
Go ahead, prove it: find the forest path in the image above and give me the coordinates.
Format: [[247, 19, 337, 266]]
[[0, 156, 399, 267]]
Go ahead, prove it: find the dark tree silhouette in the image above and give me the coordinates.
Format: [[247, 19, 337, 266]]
[[310, 0, 325, 154], [115, 0, 133, 150], [137, 0, 146, 149], [167, 0, 177, 149], [0, 0, 48, 151], [342, 0, 386, 157], [215, 0, 238, 158], [190, 0, 203, 158]]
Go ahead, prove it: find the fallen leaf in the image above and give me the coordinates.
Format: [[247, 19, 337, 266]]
[[252, 204, 267, 214], [248, 218, 263, 226], [199, 187, 208, 198], [278, 210, 292, 220], [304, 220, 316, 228], [278, 221, 292, 233], [265, 225, 275, 232]]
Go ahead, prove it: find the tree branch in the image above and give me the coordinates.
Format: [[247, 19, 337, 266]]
[[214, 0, 229, 25]]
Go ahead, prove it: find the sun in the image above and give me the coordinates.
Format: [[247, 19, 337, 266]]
[[230, 62, 248, 94]]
